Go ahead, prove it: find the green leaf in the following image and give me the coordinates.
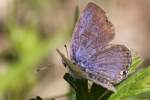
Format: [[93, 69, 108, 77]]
[[129, 55, 142, 74], [122, 91, 150, 100], [109, 66, 150, 100]]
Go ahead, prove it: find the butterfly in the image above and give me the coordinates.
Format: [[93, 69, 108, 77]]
[[56, 2, 132, 92]]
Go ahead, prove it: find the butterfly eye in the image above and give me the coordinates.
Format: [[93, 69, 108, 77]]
[[61, 60, 67, 67]]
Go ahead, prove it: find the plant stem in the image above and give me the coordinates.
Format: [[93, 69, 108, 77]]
[[97, 90, 109, 100]]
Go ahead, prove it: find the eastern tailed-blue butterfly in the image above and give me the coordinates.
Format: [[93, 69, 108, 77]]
[[56, 2, 132, 92]]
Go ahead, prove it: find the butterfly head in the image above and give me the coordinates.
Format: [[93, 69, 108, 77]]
[[56, 48, 88, 78]]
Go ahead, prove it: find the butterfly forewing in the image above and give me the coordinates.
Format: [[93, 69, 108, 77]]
[[71, 2, 115, 61]]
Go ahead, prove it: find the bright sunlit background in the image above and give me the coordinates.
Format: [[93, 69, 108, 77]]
[[0, 0, 150, 100]]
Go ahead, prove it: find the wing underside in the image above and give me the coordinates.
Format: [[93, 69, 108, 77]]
[[70, 2, 132, 91], [71, 2, 115, 61]]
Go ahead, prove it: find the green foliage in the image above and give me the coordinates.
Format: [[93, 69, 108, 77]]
[[109, 66, 150, 100], [129, 54, 142, 74], [0, 24, 68, 100], [0, 17, 69, 100]]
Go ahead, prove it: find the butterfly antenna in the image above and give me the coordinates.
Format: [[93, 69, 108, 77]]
[[64, 44, 69, 58]]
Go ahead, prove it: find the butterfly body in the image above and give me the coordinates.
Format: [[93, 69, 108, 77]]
[[57, 2, 132, 92]]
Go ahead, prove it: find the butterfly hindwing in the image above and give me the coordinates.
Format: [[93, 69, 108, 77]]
[[85, 45, 132, 84]]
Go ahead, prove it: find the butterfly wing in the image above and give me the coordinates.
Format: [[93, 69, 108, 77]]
[[70, 2, 132, 90], [85, 44, 132, 84], [71, 2, 115, 62]]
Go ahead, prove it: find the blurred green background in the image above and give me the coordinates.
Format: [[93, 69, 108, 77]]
[[0, 0, 150, 100]]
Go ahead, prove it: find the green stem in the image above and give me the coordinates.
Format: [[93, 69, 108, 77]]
[[97, 90, 109, 100]]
